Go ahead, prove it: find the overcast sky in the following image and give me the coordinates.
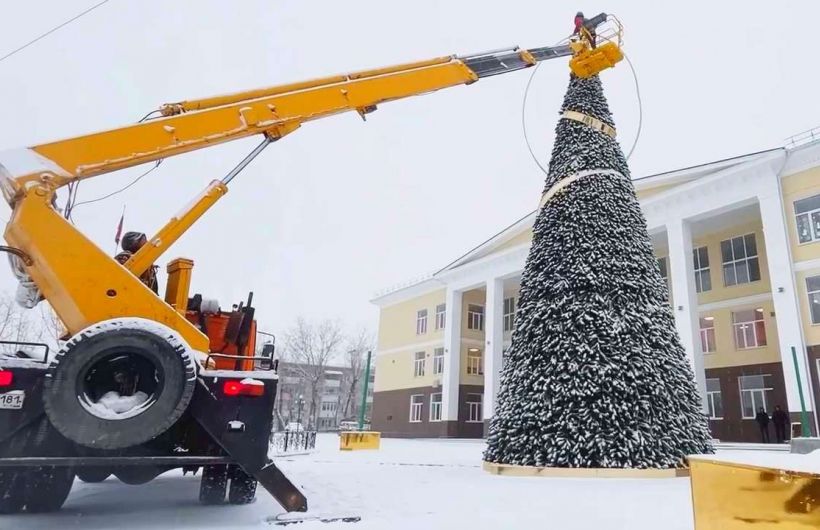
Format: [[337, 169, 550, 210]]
[[1, 0, 818, 338]]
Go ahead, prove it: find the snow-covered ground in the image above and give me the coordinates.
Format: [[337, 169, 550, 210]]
[[7, 434, 700, 529]]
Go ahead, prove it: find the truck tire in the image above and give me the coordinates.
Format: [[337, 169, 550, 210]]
[[43, 319, 196, 450], [199, 465, 228, 505], [23, 467, 74, 513], [0, 468, 25, 514], [76, 467, 110, 483], [227, 465, 257, 505]]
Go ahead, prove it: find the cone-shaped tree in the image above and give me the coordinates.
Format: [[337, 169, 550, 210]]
[[484, 74, 713, 468]]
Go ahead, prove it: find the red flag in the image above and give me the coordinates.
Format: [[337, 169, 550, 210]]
[[114, 207, 125, 247]]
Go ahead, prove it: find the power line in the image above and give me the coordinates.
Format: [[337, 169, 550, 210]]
[[70, 160, 162, 210], [0, 0, 112, 64]]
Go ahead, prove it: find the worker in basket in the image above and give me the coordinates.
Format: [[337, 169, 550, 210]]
[[115, 231, 159, 294], [573, 11, 597, 48]]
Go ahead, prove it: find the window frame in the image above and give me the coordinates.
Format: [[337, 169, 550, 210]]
[[429, 393, 442, 422], [413, 351, 426, 377], [466, 393, 483, 423], [466, 348, 484, 376], [432, 347, 444, 375], [705, 378, 723, 420], [416, 309, 428, 335], [657, 256, 669, 287], [807, 275, 820, 325], [794, 194, 820, 245], [435, 303, 446, 330], [699, 316, 716, 354], [409, 394, 424, 423], [738, 374, 772, 420], [693, 246, 712, 293], [732, 308, 767, 350], [503, 297, 516, 332], [467, 304, 485, 331], [721, 233, 761, 287]]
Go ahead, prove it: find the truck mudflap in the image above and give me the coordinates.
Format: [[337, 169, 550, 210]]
[[190, 373, 307, 512]]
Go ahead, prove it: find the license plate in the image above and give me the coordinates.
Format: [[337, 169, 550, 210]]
[[0, 390, 24, 410]]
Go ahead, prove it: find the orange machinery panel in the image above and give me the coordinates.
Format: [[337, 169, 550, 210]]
[[185, 311, 256, 371]]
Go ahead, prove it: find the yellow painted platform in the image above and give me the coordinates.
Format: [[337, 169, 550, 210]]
[[690, 457, 820, 529], [482, 461, 689, 478], [339, 431, 381, 451]]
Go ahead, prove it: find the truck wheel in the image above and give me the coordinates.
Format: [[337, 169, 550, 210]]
[[76, 467, 110, 483], [227, 465, 257, 505], [199, 465, 228, 505], [23, 467, 75, 513], [43, 319, 196, 450], [0, 468, 25, 514]]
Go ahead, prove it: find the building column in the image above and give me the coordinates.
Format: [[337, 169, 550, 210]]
[[483, 277, 504, 428], [758, 189, 817, 431], [441, 287, 463, 436], [667, 218, 708, 412]]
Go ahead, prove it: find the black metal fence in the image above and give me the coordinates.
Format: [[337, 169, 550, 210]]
[[270, 431, 317, 455]]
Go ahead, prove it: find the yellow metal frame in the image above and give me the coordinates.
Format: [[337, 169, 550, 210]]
[[339, 431, 381, 451], [0, 36, 622, 352]]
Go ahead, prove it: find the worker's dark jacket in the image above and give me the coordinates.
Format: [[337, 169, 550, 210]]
[[755, 412, 769, 427], [772, 410, 789, 427]]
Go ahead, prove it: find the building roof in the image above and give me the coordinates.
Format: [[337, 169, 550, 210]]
[[371, 140, 817, 306]]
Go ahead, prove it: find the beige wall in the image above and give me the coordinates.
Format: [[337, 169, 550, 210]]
[[700, 299, 780, 369], [377, 289, 446, 352], [782, 167, 820, 263]]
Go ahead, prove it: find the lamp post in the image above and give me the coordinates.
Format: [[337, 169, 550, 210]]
[[296, 394, 304, 426]]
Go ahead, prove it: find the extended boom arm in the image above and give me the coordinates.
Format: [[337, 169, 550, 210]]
[[0, 15, 622, 352]]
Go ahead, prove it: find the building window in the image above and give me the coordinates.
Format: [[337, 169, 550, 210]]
[[721, 234, 761, 287], [795, 194, 820, 244], [413, 351, 426, 377], [693, 246, 711, 293], [466, 348, 483, 375], [416, 309, 428, 335], [699, 317, 716, 353], [429, 393, 442, 422], [467, 394, 483, 423], [706, 378, 723, 419], [738, 374, 772, 419], [435, 303, 446, 330], [807, 275, 820, 325], [409, 395, 423, 423], [467, 304, 484, 331], [503, 297, 516, 332], [432, 347, 444, 375], [657, 256, 669, 286], [732, 308, 767, 349]]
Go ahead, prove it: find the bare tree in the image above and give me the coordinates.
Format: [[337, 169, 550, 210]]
[[283, 317, 344, 429], [0, 292, 35, 357], [341, 328, 374, 420]]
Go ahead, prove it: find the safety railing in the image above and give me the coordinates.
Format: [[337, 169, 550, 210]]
[[269, 430, 317, 456], [785, 126, 820, 149]]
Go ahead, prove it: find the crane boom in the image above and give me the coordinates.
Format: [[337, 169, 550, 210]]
[[0, 15, 623, 353]]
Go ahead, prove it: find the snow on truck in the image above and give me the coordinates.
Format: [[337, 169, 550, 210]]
[[0, 14, 621, 515]]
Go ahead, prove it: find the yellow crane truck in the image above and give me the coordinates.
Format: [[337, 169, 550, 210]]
[[0, 14, 621, 515]]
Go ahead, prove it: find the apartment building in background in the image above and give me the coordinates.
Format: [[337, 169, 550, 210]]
[[275, 361, 375, 431], [370, 134, 820, 443]]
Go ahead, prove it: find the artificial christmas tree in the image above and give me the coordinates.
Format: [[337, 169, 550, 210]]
[[484, 74, 712, 469]]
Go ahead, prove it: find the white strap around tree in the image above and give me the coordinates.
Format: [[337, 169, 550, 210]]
[[562, 110, 617, 138], [538, 168, 627, 209]]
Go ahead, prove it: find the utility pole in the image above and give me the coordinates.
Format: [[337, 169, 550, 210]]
[[791, 346, 811, 438], [357, 350, 372, 431]]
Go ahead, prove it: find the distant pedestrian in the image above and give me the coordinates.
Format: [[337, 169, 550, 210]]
[[772, 405, 789, 443], [756, 407, 770, 443]]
